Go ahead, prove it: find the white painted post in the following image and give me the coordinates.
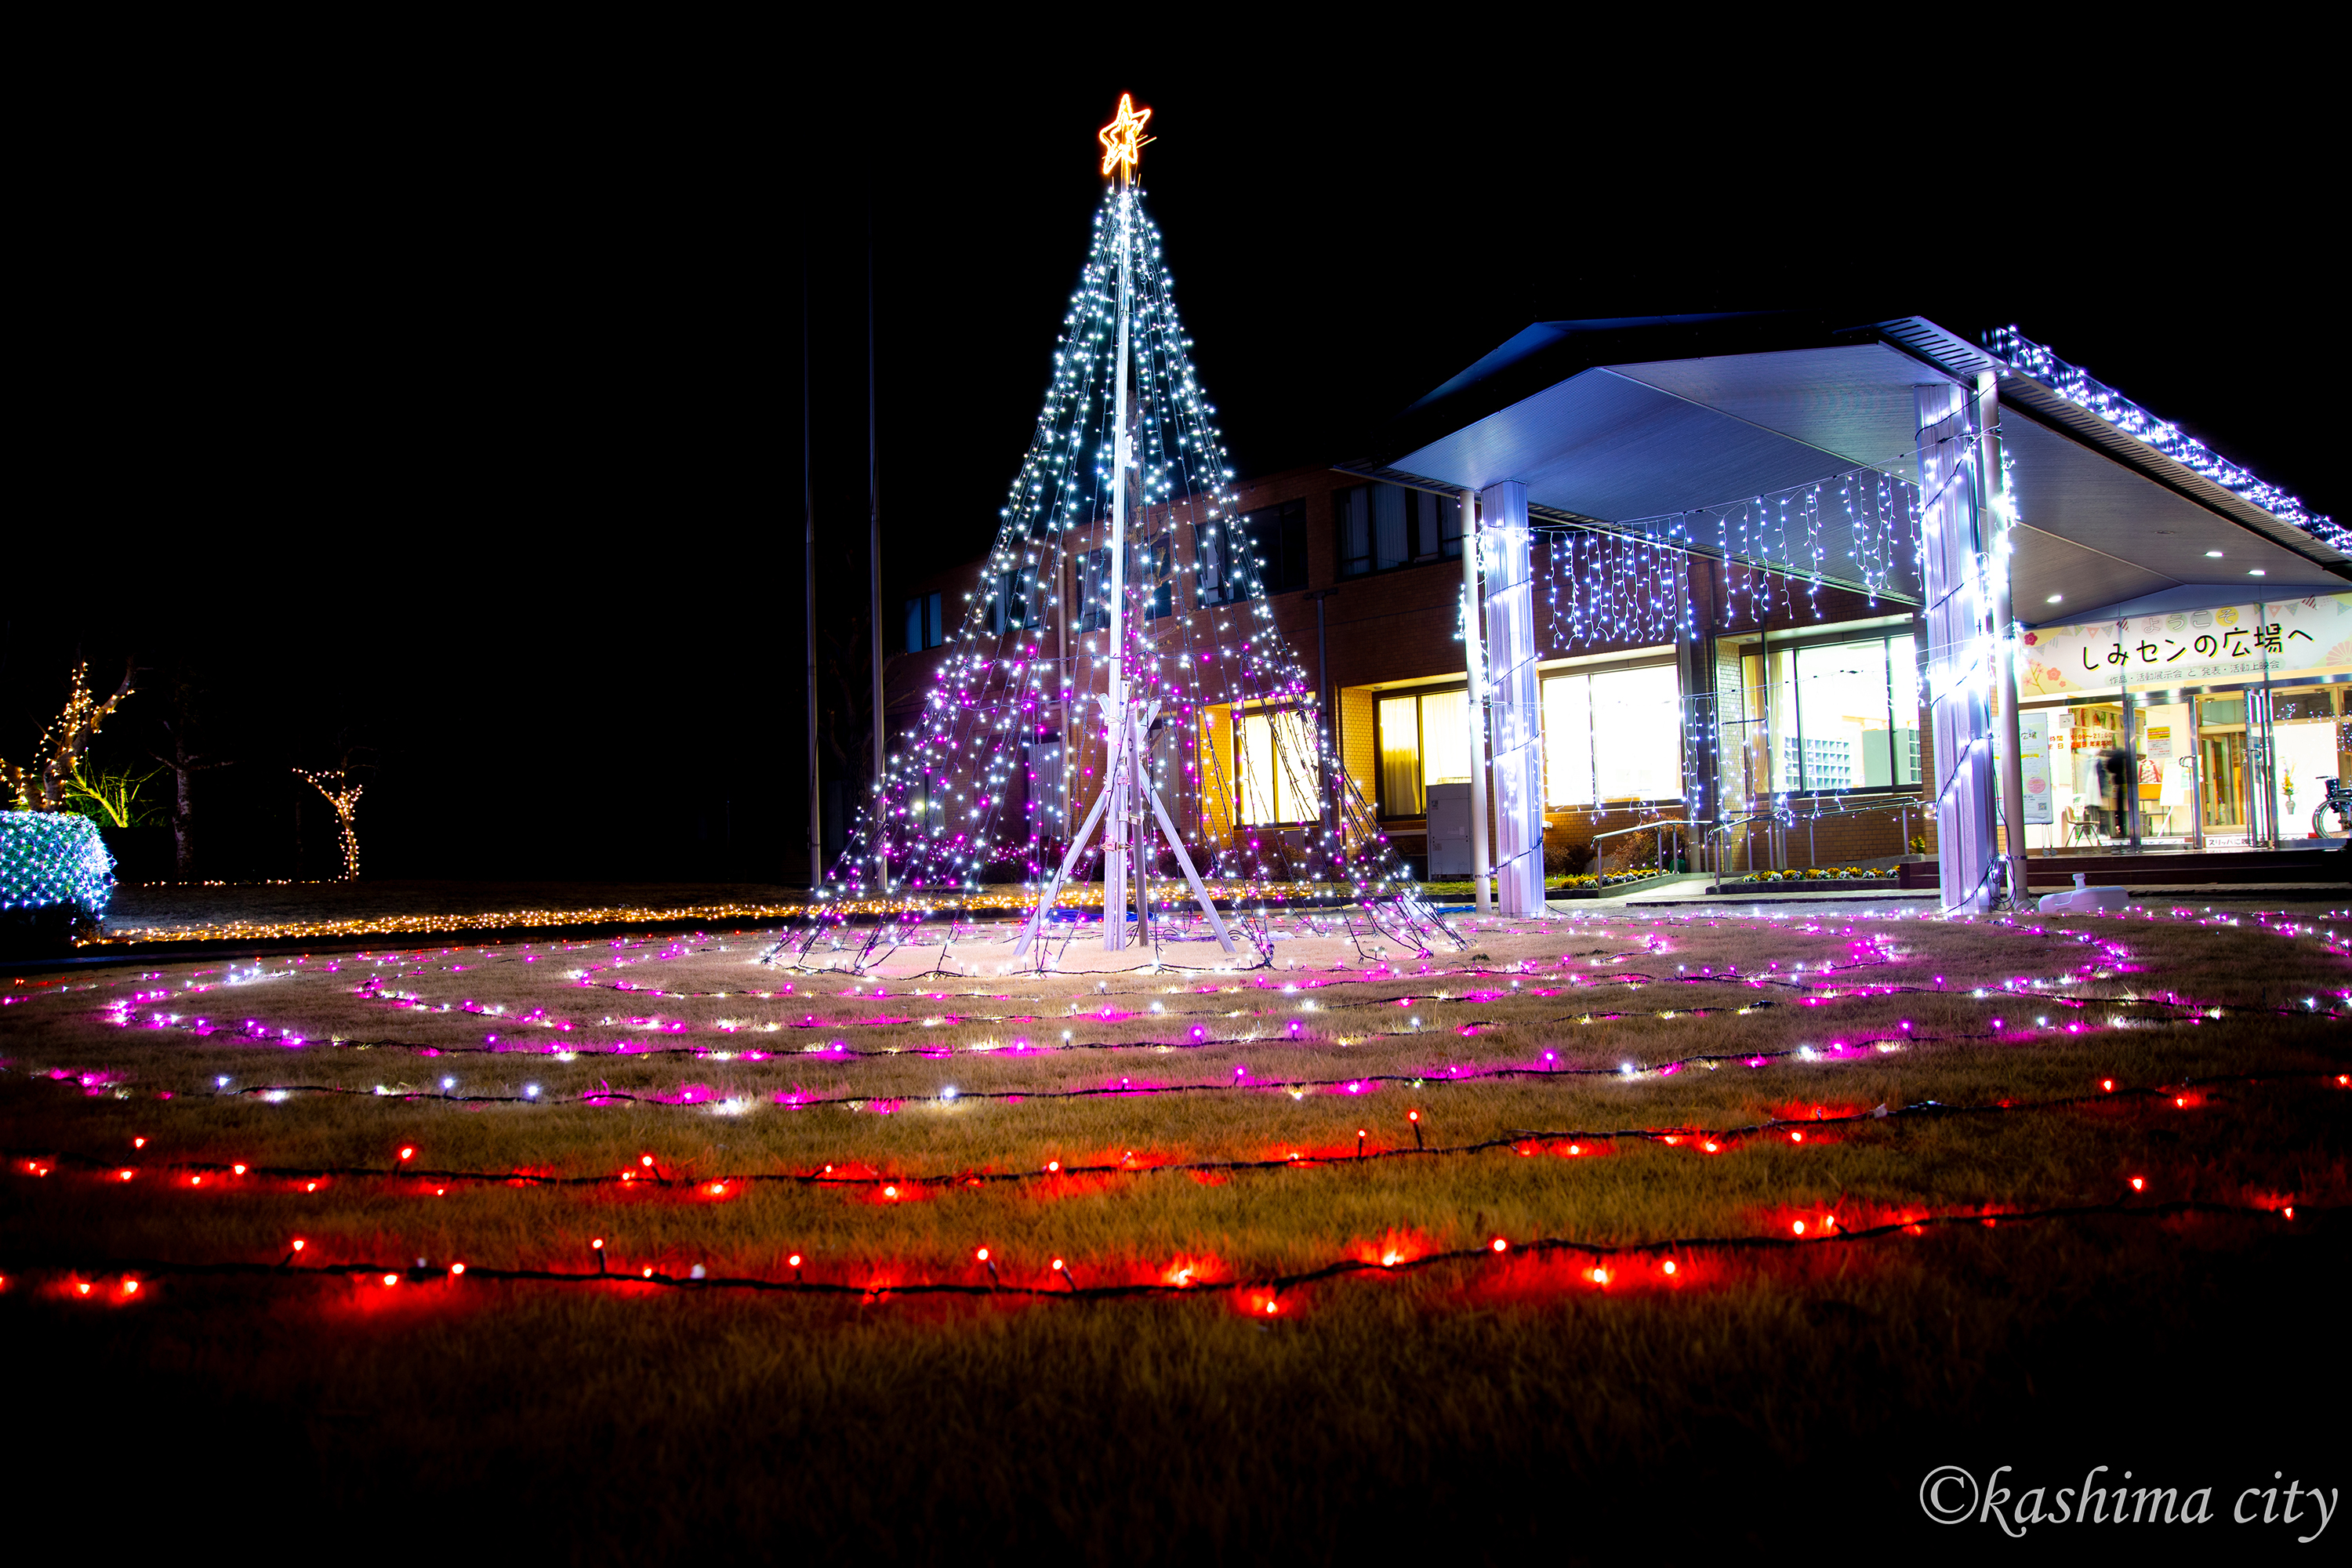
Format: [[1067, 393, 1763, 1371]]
[[1461, 488, 1491, 916], [1976, 372, 2027, 902]]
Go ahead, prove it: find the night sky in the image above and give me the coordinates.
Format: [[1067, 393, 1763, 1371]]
[[11, 61, 2332, 884]]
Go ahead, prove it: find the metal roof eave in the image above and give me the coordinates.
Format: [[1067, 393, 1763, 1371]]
[[1368, 313, 1918, 468], [1863, 313, 2347, 576], [1863, 315, 2002, 383], [1993, 376, 2351, 579]]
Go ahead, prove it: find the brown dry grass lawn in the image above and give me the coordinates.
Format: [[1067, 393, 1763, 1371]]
[[4, 900, 2347, 1563]]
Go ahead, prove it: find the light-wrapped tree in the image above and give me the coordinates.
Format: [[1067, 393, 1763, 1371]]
[[2, 659, 136, 812]]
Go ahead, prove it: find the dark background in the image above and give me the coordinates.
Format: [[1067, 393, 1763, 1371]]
[[9, 46, 2333, 885]]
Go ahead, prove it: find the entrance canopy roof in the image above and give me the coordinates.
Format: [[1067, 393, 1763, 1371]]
[[1359, 314, 2347, 623]]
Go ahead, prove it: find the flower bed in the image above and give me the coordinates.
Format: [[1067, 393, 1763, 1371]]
[[1553, 870, 1672, 899], [1708, 866, 1900, 894]]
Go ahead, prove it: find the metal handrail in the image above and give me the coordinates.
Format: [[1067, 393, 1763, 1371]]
[[1559, 796, 1933, 890], [1580, 819, 1706, 884], [1701, 795, 1929, 891], [1589, 819, 1705, 844]]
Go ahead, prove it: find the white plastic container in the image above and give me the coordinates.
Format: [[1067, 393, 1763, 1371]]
[[2038, 872, 2129, 913]]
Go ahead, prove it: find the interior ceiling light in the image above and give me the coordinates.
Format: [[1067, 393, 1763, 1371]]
[[2205, 550, 2226, 557], [2249, 568, 2267, 575], [2046, 593, 2064, 603]]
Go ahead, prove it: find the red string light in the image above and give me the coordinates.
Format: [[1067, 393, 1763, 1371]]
[[30, 1069, 2285, 1202], [32, 1198, 2307, 1312]]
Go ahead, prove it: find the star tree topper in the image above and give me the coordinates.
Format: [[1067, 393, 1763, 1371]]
[[1098, 93, 1152, 179]]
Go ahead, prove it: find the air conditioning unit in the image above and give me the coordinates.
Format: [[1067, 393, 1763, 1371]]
[[1426, 782, 1473, 876]]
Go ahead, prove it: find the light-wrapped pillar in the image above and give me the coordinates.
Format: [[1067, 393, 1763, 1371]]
[[1479, 481, 1548, 916], [1917, 383, 1997, 913]]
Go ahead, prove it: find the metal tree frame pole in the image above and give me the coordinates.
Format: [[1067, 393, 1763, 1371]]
[[1101, 172, 1134, 948], [1014, 143, 1231, 960]]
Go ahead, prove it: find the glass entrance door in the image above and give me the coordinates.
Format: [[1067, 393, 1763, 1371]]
[[2200, 731, 2247, 831]]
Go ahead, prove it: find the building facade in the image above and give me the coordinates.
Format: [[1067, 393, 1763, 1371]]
[[887, 462, 1938, 885], [879, 314, 2347, 908]]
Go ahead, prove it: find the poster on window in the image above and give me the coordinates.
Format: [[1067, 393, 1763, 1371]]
[[2017, 710, 2053, 824], [2016, 592, 2352, 699]]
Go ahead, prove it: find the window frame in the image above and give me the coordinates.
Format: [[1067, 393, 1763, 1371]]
[[1193, 515, 1240, 606], [1138, 532, 1174, 621], [987, 567, 1036, 636], [902, 591, 946, 652], [1541, 659, 1685, 808], [1074, 547, 1112, 633], [1232, 702, 1319, 827], [1372, 683, 1474, 820], [1337, 483, 1463, 580], [1734, 627, 1924, 797], [1236, 497, 1309, 596]]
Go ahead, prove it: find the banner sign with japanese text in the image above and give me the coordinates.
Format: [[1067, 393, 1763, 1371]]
[[2016, 710, 2053, 823], [2018, 592, 2352, 699]]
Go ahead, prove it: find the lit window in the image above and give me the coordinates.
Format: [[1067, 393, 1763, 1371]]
[[1542, 677, 1593, 806], [1541, 666, 1682, 805], [1237, 710, 1317, 825], [1379, 695, 1422, 816], [1418, 691, 1472, 787], [1374, 689, 1474, 818], [1742, 634, 1919, 793]]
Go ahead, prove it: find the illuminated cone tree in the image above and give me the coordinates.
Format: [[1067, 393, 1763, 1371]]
[[826, 97, 1422, 953]]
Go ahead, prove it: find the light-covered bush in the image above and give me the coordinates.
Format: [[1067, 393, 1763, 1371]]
[[1, 811, 114, 953]]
